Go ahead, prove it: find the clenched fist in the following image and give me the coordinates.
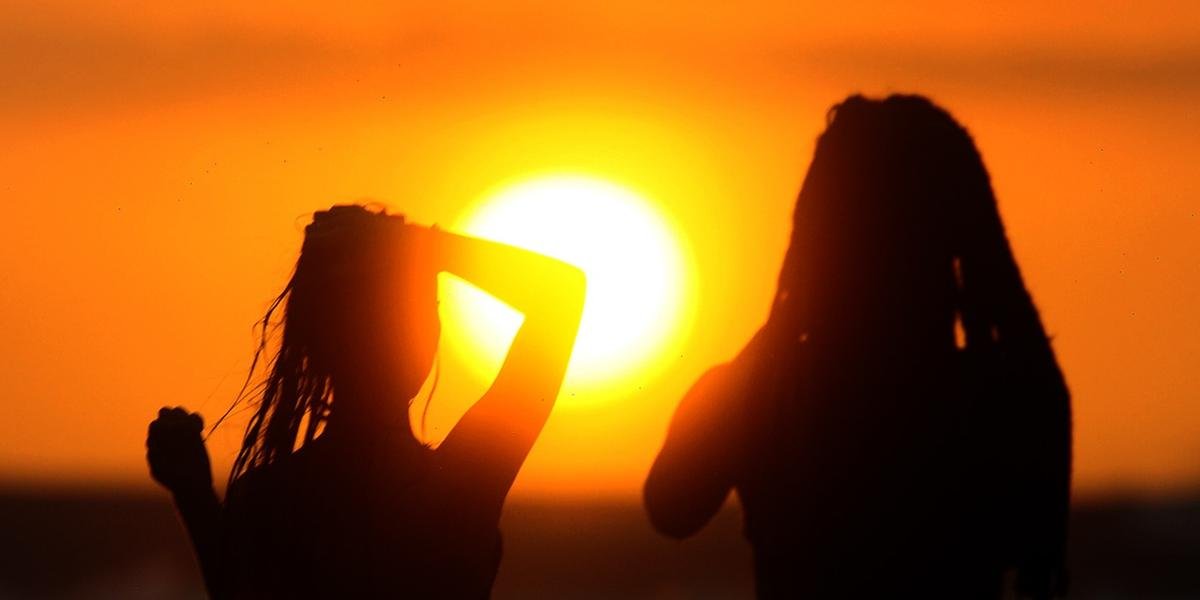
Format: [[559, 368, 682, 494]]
[[146, 406, 213, 496]]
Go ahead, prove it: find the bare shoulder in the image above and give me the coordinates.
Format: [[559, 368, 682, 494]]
[[226, 441, 328, 504], [669, 362, 750, 433], [691, 363, 741, 395], [690, 361, 752, 404]]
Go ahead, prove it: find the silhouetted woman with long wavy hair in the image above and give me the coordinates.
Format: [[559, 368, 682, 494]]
[[645, 95, 1071, 598], [147, 205, 585, 598]]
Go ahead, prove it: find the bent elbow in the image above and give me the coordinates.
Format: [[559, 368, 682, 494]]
[[558, 266, 587, 326], [564, 265, 586, 306]]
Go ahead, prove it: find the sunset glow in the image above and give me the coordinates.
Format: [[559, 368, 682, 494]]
[[440, 175, 693, 397], [1, 1, 1197, 501]]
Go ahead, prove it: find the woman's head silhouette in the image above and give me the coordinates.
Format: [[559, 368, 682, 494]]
[[228, 205, 440, 481], [768, 94, 1046, 358]]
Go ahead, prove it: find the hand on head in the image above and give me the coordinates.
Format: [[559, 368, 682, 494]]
[[306, 205, 409, 240], [302, 205, 431, 270]]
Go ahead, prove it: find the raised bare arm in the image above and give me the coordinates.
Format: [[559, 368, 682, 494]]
[[416, 226, 586, 510]]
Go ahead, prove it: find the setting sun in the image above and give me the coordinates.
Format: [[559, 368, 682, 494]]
[[440, 175, 693, 396]]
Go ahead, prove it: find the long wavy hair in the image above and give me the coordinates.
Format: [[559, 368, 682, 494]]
[[217, 206, 439, 485], [743, 95, 1071, 591]]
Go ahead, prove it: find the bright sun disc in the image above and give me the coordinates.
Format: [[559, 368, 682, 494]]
[[442, 175, 691, 396]]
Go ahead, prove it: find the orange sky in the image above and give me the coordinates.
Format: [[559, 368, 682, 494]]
[[2, 1, 1198, 499]]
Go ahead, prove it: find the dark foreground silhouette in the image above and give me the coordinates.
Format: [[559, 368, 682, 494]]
[[645, 95, 1072, 598], [4, 488, 1197, 598], [147, 206, 585, 598]]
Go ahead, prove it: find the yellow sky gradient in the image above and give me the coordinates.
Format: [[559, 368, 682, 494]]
[[2, 1, 1198, 499]]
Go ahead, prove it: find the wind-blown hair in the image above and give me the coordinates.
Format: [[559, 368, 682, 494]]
[[219, 206, 438, 485], [747, 95, 1072, 592]]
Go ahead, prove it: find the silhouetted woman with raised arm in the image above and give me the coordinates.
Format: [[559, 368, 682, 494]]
[[645, 95, 1071, 598], [147, 205, 585, 598]]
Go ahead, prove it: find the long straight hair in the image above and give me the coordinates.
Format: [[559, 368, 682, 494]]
[[215, 206, 438, 486]]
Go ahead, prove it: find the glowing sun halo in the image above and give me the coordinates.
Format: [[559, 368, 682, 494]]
[[441, 175, 692, 394]]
